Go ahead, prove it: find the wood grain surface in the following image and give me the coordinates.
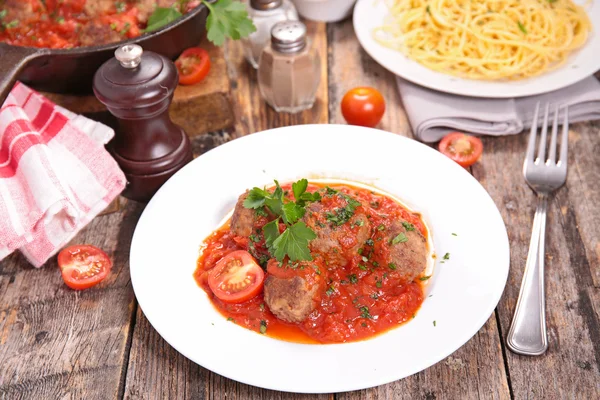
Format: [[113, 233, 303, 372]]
[[1, 17, 599, 400]]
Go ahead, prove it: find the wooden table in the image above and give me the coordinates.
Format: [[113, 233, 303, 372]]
[[1, 20, 599, 400]]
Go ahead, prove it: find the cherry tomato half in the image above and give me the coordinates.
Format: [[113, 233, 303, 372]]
[[341, 87, 386, 127], [438, 132, 483, 167], [175, 47, 211, 85], [208, 250, 265, 304], [58, 245, 112, 290]]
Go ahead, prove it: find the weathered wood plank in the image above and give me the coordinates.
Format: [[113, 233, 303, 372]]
[[560, 123, 600, 287], [0, 200, 144, 400], [472, 127, 600, 399], [329, 17, 510, 400], [326, 20, 411, 137], [225, 21, 328, 137]]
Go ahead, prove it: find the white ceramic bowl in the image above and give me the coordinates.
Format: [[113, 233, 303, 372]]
[[293, 0, 357, 22]]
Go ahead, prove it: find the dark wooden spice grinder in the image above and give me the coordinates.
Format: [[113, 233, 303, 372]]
[[93, 44, 192, 202]]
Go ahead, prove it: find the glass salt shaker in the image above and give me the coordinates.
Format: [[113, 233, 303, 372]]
[[257, 21, 321, 113], [241, 0, 298, 69]]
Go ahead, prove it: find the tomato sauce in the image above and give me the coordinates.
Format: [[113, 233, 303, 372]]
[[195, 182, 429, 344]]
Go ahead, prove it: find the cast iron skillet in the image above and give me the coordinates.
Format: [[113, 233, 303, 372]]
[[0, 3, 209, 105]]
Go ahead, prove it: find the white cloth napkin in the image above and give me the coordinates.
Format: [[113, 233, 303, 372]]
[[397, 76, 600, 142]]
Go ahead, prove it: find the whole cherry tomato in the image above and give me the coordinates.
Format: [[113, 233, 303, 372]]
[[341, 87, 386, 127]]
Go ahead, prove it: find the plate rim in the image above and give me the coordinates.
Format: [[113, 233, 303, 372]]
[[352, 0, 599, 99], [130, 125, 511, 393]]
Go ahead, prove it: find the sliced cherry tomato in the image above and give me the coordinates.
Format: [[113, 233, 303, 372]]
[[341, 87, 386, 127], [439, 132, 483, 167], [208, 250, 264, 303], [58, 245, 112, 290], [175, 47, 211, 85]]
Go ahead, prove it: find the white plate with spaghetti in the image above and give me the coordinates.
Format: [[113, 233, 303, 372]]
[[130, 125, 510, 393], [353, 0, 600, 98]]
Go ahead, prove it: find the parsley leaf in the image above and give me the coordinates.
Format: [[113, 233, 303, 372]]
[[203, 0, 256, 46], [262, 219, 279, 251], [443, 252, 450, 260], [244, 187, 269, 209], [390, 232, 408, 244], [282, 202, 305, 225], [359, 306, 372, 319], [144, 7, 182, 32], [259, 320, 267, 334], [326, 195, 361, 226], [348, 274, 358, 284], [272, 221, 316, 262], [292, 178, 308, 200]]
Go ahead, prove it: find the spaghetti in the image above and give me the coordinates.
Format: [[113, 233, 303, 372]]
[[373, 0, 592, 80]]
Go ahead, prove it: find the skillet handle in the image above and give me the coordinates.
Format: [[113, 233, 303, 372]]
[[0, 44, 43, 106]]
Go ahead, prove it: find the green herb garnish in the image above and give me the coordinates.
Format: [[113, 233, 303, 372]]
[[227, 317, 234, 321], [259, 303, 265, 312], [376, 280, 382, 288], [245, 179, 320, 262], [388, 262, 397, 270], [451, 232, 458, 236], [433, 320, 437, 327], [391, 232, 408, 244], [402, 221, 415, 231], [349, 274, 358, 284], [259, 320, 267, 334], [443, 252, 450, 260], [366, 238, 374, 246], [359, 264, 368, 271], [517, 21, 527, 34], [377, 224, 385, 231], [419, 275, 431, 281], [203, 0, 257, 46], [326, 285, 335, 296], [325, 195, 361, 226], [359, 306, 372, 319]]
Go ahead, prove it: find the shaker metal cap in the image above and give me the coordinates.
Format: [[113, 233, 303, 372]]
[[250, 0, 283, 10], [271, 21, 307, 53]]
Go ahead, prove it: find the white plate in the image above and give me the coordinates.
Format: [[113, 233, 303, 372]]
[[353, 0, 600, 98], [130, 125, 509, 393]]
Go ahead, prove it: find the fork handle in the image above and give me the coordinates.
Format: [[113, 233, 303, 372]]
[[506, 193, 548, 356]]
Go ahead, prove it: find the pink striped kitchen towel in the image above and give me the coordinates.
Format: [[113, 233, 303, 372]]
[[0, 82, 126, 267]]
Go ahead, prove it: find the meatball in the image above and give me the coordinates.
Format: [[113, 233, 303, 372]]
[[84, 0, 114, 17], [78, 23, 121, 47], [230, 192, 255, 237], [303, 202, 370, 266], [383, 220, 428, 281], [133, 0, 179, 23], [264, 275, 317, 323]]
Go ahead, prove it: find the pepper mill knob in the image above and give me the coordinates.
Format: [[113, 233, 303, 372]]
[[93, 45, 192, 202]]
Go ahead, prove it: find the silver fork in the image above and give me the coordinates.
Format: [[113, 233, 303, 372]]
[[506, 103, 569, 356]]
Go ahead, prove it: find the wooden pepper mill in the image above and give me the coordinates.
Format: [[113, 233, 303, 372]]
[[93, 44, 192, 202]]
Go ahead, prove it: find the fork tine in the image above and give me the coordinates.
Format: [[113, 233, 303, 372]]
[[526, 102, 540, 162], [537, 103, 550, 162], [559, 105, 569, 166], [548, 104, 559, 164]]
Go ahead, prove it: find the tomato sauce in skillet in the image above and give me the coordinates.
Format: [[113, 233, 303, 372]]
[[195, 182, 430, 344]]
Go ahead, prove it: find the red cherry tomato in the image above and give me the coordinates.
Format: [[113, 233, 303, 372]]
[[58, 245, 112, 290], [208, 250, 265, 303], [438, 132, 483, 167], [341, 87, 386, 127], [175, 47, 211, 85]]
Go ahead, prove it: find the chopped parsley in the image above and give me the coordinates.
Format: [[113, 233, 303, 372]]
[[244, 179, 320, 262], [370, 201, 380, 209], [259, 303, 265, 312], [452, 232, 458, 236], [359, 264, 368, 271], [377, 224, 386, 231], [366, 238, 374, 246], [352, 219, 364, 228], [372, 261, 379, 267], [517, 21, 527, 34], [120, 22, 131, 35], [4, 19, 18, 29], [433, 320, 437, 327], [357, 248, 364, 255], [248, 234, 260, 243], [359, 306, 372, 319], [227, 317, 234, 322], [326, 285, 336, 296], [402, 221, 415, 231], [426, 5, 431, 15], [443, 252, 450, 260], [361, 322, 367, 327], [259, 320, 267, 334], [391, 232, 408, 244], [376, 280, 382, 288], [388, 262, 397, 270], [324, 186, 338, 196], [255, 208, 268, 217], [371, 293, 379, 300], [313, 265, 321, 275], [325, 195, 361, 226], [348, 274, 358, 284], [419, 275, 432, 281], [116, 1, 126, 13]]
